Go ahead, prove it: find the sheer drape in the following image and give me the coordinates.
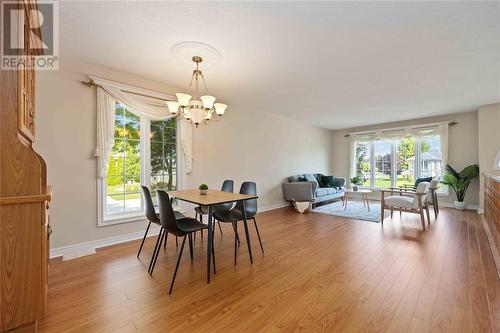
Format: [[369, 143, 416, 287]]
[[349, 124, 449, 177], [92, 77, 193, 178]]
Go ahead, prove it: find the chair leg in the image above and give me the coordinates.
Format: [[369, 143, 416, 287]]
[[194, 231, 196, 243], [211, 227, 216, 274], [163, 230, 168, 250], [169, 235, 186, 295], [425, 205, 431, 225], [390, 209, 393, 218], [137, 221, 151, 258], [419, 210, 426, 230], [380, 207, 384, 225], [252, 217, 264, 254], [234, 222, 238, 266], [149, 228, 165, 275], [175, 236, 178, 247], [232, 222, 240, 245], [217, 220, 223, 235], [188, 234, 194, 260]]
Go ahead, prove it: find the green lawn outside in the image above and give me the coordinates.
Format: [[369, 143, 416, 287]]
[[107, 183, 141, 199], [361, 176, 414, 189]]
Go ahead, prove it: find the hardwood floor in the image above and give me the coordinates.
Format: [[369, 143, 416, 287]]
[[38, 207, 499, 332]]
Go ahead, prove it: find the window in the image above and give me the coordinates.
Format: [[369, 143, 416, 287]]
[[353, 135, 443, 190], [150, 118, 177, 204], [354, 143, 371, 186], [374, 140, 392, 188], [100, 103, 177, 224]]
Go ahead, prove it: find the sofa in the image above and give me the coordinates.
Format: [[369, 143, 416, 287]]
[[283, 173, 346, 206]]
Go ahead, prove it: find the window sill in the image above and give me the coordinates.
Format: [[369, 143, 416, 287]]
[[99, 212, 147, 227], [98, 206, 186, 227]]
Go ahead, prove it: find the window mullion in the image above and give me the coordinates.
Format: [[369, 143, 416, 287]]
[[391, 142, 396, 188], [370, 142, 375, 188]]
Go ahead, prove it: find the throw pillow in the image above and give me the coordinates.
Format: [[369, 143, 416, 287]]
[[320, 175, 337, 188], [298, 176, 307, 182], [415, 177, 432, 186], [304, 174, 319, 185]]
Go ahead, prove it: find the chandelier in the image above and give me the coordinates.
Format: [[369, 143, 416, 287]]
[[166, 56, 227, 127]]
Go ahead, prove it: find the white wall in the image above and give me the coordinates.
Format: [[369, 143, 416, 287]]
[[478, 102, 500, 210], [35, 62, 332, 249], [331, 111, 480, 206]]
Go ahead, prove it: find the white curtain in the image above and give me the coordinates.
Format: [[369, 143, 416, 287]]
[[348, 123, 449, 177], [92, 76, 193, 177], [94, 87, 116, 178]]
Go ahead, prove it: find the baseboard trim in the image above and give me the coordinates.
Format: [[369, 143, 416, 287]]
[[50, 227, 162, 261], [438, 202, 479, 211], [50, 202, 290, 261]]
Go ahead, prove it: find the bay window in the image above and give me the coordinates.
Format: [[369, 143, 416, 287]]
[[351, 131, 446, 191]]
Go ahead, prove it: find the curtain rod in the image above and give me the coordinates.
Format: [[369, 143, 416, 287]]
[[81, 76, 175, 101], [343, 120, 457, 138]]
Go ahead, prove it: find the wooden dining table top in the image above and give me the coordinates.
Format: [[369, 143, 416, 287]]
[[167, 189, 258, 206]]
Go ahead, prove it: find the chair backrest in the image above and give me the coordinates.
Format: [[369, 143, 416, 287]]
[[156, 190, 183, 235], [216, 180, 234, 211], [429, 179, 439, 190], [412, 182, 430, 209], [415, 177, 433, 187], [235, 182, 258, 217], [141, 186, 158, 222]]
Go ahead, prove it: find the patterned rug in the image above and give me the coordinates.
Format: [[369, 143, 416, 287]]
[[313, 200, 389, 223]]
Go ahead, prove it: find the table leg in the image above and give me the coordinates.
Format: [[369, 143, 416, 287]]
[[241, 200, 253, 264], [344, 195, 348, 210], [207, 205, 213, 283], [365, 194, 370, 211]]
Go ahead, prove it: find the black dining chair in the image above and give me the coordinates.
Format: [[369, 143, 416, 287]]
[[194, 180, 234, 237], [213, 181, 263, 266], [156, 190, 215, 294], [139, 186, 185, 274]]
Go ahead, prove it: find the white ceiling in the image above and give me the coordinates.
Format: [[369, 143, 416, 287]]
[[59, 1, 500, 130]]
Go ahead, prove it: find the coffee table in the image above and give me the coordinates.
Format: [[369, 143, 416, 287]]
[[343, 189, 372, 211]]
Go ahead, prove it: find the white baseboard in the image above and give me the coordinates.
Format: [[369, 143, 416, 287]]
[[50, 202, 290, 261], [50, 227, 162, 261], [438, 202, 479, 211]]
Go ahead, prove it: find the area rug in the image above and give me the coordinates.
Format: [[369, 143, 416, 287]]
[[313, 200, 389, 223]]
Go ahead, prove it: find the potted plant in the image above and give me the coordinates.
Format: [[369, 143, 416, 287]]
[[442, 164, 479, 210], [198, 184, 208, 195], [350, 175, 365, 191]]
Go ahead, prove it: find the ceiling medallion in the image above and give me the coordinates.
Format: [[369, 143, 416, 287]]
[[166, 56, 227, 127]]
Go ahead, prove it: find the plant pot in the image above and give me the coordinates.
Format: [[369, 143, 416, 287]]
[[353, 185, 358, 191], [199, 189, 208, 195], [454, 200, 466, 210]]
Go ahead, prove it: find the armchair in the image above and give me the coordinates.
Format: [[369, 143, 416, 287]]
[[381, 182, 431, 230]]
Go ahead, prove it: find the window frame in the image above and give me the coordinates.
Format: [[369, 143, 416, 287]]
[[353, 137, 448, 195], [97, 107, 178, 227]]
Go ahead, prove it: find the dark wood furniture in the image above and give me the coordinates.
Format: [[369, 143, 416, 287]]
[[0, 1, 51, 332], [483, 173, 500, 276]]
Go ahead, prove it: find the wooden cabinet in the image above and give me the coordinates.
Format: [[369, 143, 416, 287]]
[[0, 1, 51, 332], [483, 174, 500, 275]]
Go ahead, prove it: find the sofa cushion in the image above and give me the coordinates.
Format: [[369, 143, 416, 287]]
[[304, 174, 319, 186], [326, 188, 338, 195], [315, 188, 328, 197], [320, 175, 337, 188], [315, 173, 325, 185]]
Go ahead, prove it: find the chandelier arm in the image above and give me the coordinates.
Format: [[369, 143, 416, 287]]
[[199, 72, 209, 92]]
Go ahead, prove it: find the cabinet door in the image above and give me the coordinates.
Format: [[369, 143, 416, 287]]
[[40, 203, 50, 317]]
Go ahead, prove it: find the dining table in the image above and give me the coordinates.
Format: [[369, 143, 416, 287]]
[[167, 189, 259, 283]]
